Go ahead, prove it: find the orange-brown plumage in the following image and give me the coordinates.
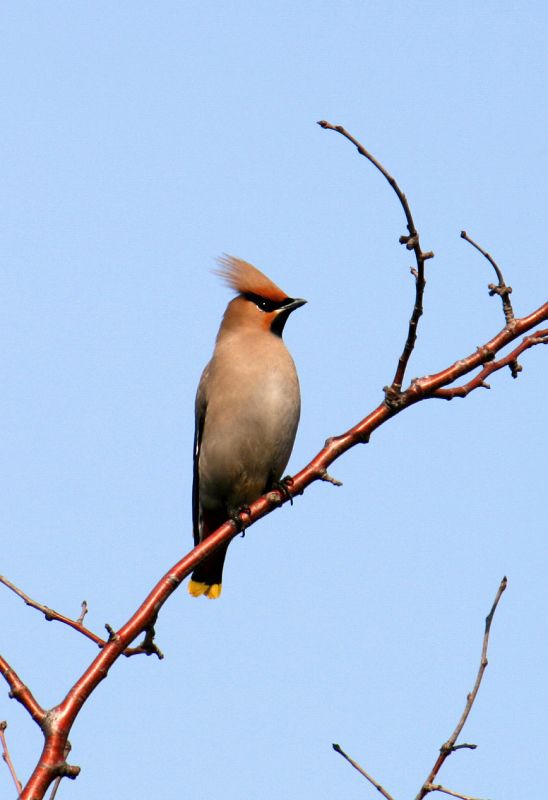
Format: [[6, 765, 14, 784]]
[[216, 255, 288, 303]]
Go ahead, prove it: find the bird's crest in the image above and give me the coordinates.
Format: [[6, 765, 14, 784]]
[[216, 255, 288, 303]]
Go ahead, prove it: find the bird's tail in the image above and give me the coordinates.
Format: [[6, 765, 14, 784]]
[[188, 509, 229, 599]]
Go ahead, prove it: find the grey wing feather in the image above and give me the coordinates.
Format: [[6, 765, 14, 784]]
[[192, 365, 209, 545]]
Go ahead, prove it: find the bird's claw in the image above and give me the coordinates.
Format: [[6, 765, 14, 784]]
[[230, 505, 251, 536], [272, 475, 294, 505]]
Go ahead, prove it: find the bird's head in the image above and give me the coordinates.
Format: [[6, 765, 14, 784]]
[[216, 255, 306, 337]]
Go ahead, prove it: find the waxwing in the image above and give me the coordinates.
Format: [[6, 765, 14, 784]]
[[189, 255, 306, 598]]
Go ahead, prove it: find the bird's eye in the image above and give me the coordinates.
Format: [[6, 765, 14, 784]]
[[256, 298, 278, 312], [244, 293, 281, 313]]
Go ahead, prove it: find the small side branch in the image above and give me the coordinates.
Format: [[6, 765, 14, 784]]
[[0, 655, 45, 727], [0, 576, 163, 660], [0, 576, 105, 650], [461, 230, 521, 377], [332, 743, 395, 800], [0, 721, 23, 797], [424, 784, 487, 800], [414, 577, 508, 800], [317, 120, 433, 398], [432, 330, 548, 400], [123, 625, 164, 660]]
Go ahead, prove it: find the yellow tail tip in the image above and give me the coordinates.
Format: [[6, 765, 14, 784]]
[[188, 580, 222, 599]]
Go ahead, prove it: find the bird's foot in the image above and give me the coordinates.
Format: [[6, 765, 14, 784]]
[[230, 505, 251, 537], [271, 475, 294, 506]]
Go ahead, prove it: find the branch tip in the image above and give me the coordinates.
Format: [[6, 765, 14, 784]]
[[320, 470, 343, 487], [332, 742, 396, 800], [414, 578, 507, 800]]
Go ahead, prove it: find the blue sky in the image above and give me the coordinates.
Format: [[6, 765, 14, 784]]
[[1, 2, 546, 798]]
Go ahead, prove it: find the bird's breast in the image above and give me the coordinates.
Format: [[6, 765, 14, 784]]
[[198, 337, 300, 512]]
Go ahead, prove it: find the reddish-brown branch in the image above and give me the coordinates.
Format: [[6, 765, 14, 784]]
[[0, 721, 23, 796], [0, 655, 45, 727], [432, 329, 548, 399], [317, 120, 434, 397], [414, 577, 508, 800]]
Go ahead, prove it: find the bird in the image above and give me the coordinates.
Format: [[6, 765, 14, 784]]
[[189, 255, 306, 599]]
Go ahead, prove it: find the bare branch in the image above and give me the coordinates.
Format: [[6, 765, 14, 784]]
[[48, 741, 72, 800], [317, 119, 433, 398], [0, 655, 45, 728], [332, 743, 395, 800], [123, 625, 164, 660], [414, 577, 508, 800], [461, 230, 515, 322], [319, 469, 343, 487], [75, 601, 88, 626], [432, 328, 548, 399], [461, 230, 521, 377], [0, 721, 22, 797], [0, 577, 162, 660], [425, 784, 488, 800], [0, 576, 105, 650]]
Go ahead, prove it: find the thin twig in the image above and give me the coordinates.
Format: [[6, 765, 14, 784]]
[[415, 577, 508, 800], [319, 469, 343, 487], [0, 721, 22, 797], [0, 655, 45, 726], [332, 743, 395, 800], [0, 576, 105, 649], [461, 230, 520, 377], [76, 601, 88, 626], [0, 577, 162, 659], [317, 120, 433, 399], [431, 329, 548, 400], [124, 625, 164, 660], [425, 783, 489, 800]]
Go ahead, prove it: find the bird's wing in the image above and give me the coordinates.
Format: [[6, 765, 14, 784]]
[[192, 365, 209, 545]]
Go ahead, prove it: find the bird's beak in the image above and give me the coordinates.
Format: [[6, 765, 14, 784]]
[[283, 298, 307, 313]]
